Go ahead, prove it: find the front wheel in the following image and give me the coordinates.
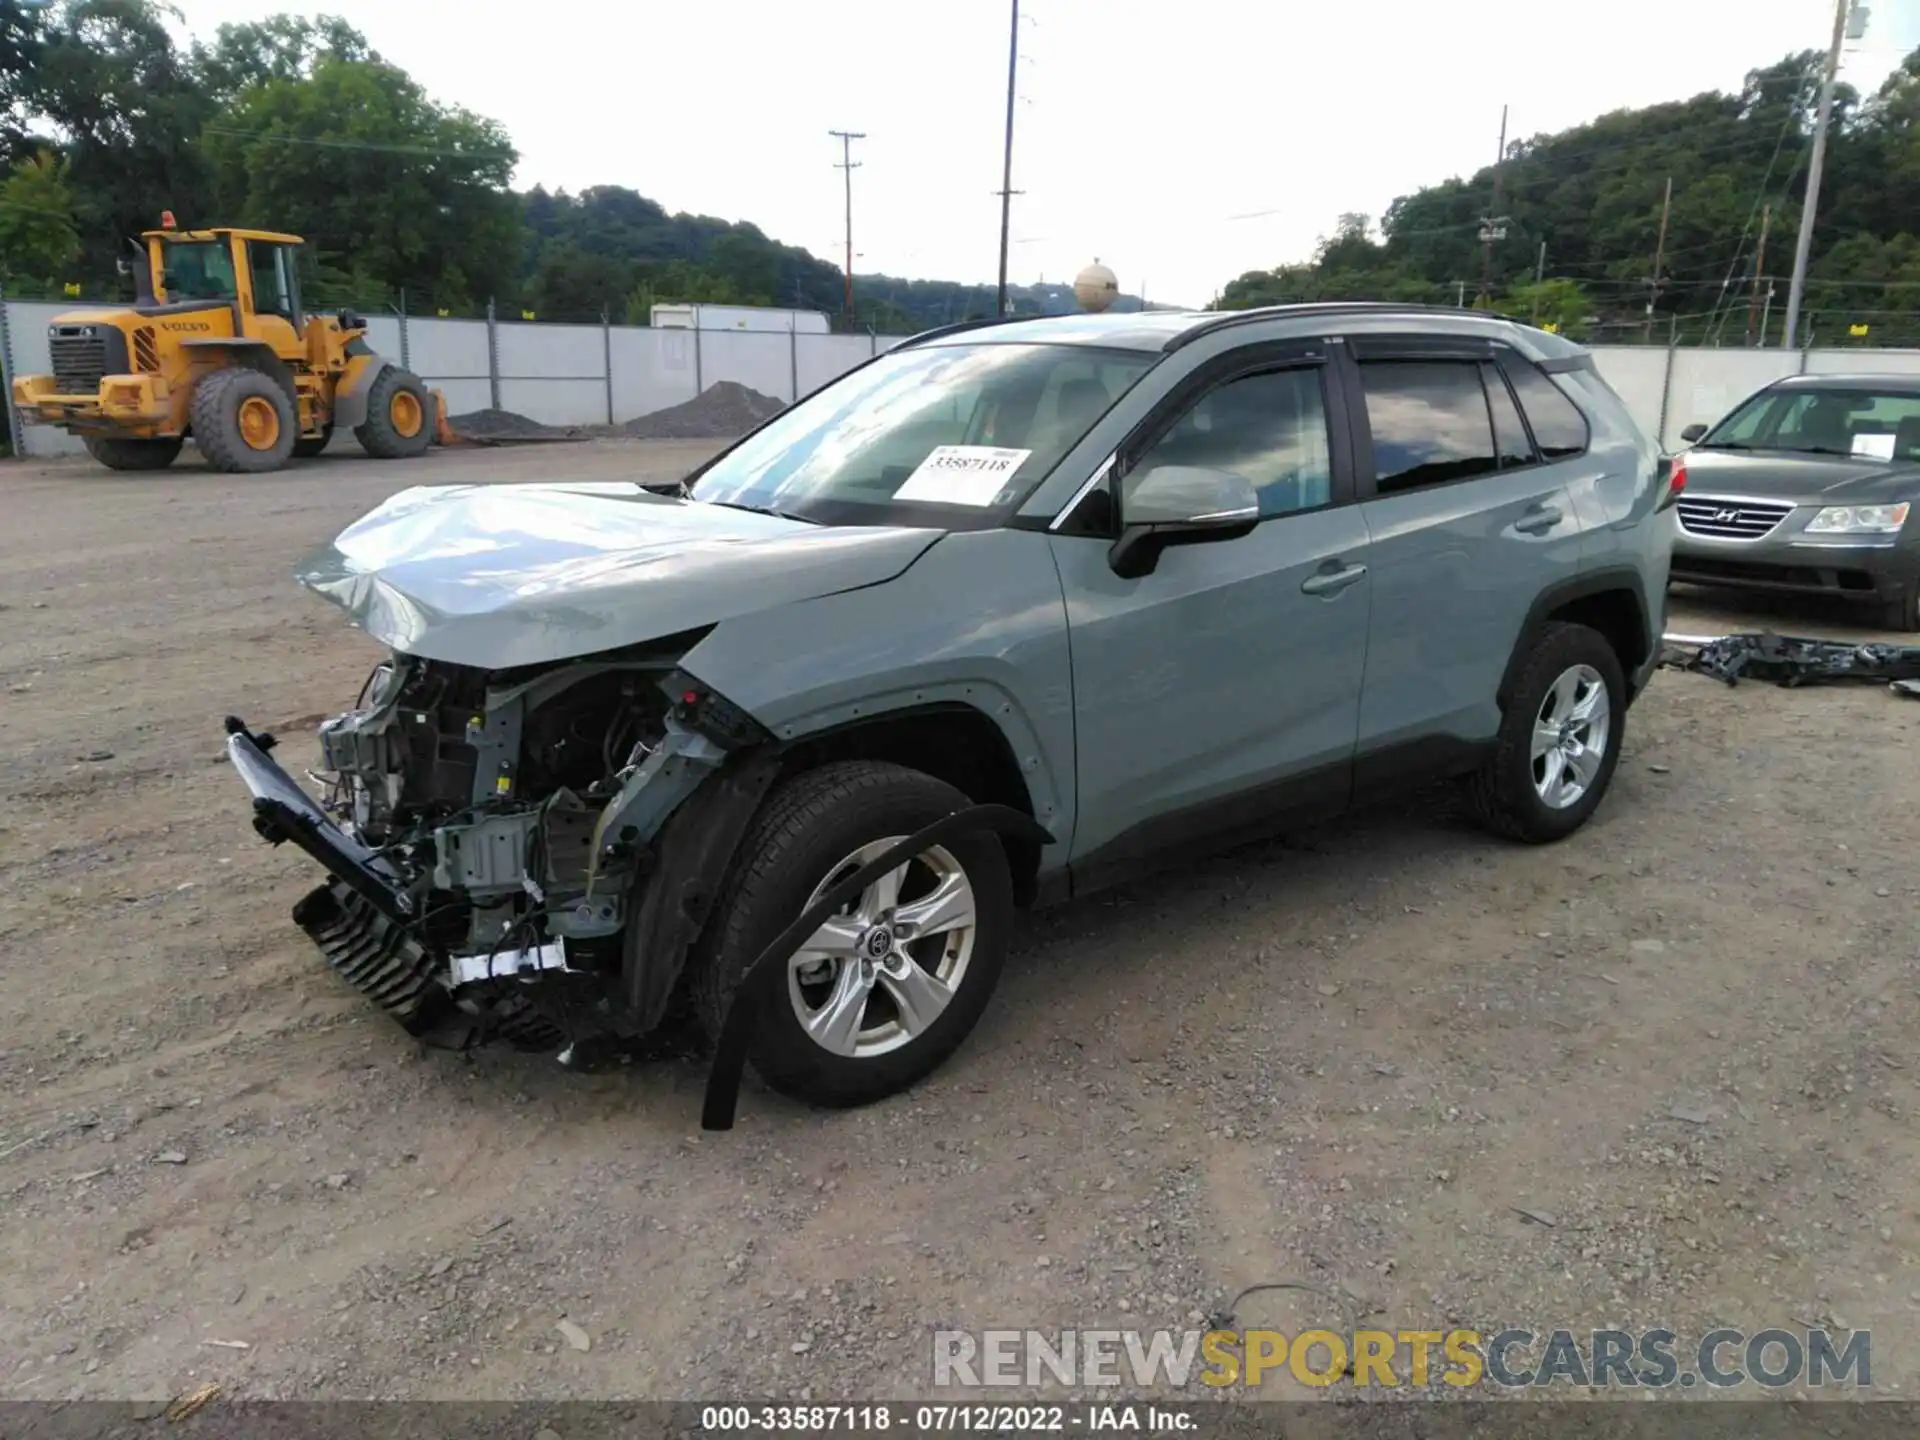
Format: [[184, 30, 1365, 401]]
[[83, 435, 182, 471], [690, 760, 1013, 1108], [1466, 621, 1626, 843], [353, 367, 434, 459]]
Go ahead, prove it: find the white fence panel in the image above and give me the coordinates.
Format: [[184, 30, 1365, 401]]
[[796, 333, 882, 398], [1662, 349, 1798, 447], [698, 329, 795, 403], [1587, 347, 1671, 446], [608, 327, 700, 421], [494, 321, 606, 426], [362, 314, 404, 360], [6, 299, 86, 455], [405, 318, 490, 385]]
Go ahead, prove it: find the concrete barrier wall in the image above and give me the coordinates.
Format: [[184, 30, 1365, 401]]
[[9, 294, 1920, 461]]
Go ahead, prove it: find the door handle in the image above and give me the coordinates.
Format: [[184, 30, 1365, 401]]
[[1514, 502, 1564, 535], [1301, 561, 1368, 597]]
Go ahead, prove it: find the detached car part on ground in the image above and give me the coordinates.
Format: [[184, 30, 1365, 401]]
[[226, 304, 1675, 1112]]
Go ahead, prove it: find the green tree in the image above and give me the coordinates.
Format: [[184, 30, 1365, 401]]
[[201, 54, 519, 306], [0, 146, 79, 287]]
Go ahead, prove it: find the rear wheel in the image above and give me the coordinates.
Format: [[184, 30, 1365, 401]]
[[354, 367, 434, 459], [292, 424, 334, 460], [82, 436, 182, 471], [690, 761, 1013, 1108], [190, 368, 296, 474], [1466, 621, 1626, 843]]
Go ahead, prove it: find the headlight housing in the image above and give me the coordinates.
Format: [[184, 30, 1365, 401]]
[[1805, 502, 1910, 535]]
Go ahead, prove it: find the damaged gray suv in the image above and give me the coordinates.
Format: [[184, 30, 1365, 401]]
[[226, 304, 1676, 1108]]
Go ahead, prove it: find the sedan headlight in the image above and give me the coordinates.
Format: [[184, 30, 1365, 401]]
[[1805, 502, 1910, 534]]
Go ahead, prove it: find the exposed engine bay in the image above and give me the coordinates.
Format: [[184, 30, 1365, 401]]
[[228, 639, 780, 1062]]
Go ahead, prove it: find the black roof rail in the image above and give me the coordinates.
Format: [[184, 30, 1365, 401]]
[[892, 314, 1035, 350], [1163, 301, 1536, 352]]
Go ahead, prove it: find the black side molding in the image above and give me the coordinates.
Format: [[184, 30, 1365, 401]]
[[701, 804, 1054, 1132]]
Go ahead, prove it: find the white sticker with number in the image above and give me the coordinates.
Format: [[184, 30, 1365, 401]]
[[1853, 432, 1896, 460], [893, 445, 1033, 506]]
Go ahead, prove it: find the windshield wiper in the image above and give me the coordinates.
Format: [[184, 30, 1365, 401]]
[[1696, 441, 1752, 450], [702, 498, 822, 525]]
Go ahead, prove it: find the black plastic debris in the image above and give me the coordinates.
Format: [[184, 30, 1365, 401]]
[[1661, 632, 1920, 688]]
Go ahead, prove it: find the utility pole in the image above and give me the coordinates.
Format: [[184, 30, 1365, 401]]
[[1476, 105, 1510, 306], [1529, 240, 1547, 321], [1746, 204, 1773, 347], [1784, 0, 1850, 350], [829, 129, 865, 321], [994, 0, 1020, 317], [1643, 175, 1672, 343]]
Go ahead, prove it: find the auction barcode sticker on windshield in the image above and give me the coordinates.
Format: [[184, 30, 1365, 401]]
[[894, 446, 1033, 506]]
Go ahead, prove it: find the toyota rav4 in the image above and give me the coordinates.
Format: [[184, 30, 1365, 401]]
[[225, 303, 1677, 1108]]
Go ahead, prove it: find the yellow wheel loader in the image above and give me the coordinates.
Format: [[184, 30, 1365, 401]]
[[11, 214, 440, 474]]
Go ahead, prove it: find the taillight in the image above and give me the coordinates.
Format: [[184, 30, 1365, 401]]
[[1657, 457, 1687, 511]]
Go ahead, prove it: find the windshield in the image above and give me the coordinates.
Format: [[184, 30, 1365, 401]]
[[160, 240, 237, 301], [688, 341, 1156, 527], [1701, 387, 1920, 461]]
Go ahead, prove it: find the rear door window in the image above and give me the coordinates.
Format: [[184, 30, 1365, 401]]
[[1359, 360, 1501, 493], [1503, 359, 1591, 459]]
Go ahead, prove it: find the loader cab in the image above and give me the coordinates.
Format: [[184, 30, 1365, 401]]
[[142, 225, 308, 363]]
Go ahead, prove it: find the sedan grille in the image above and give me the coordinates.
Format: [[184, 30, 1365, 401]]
[[1676, 497, 1795, 541]]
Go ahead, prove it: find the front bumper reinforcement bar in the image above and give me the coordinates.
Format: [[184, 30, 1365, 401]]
[[224, 715, 414, 928]]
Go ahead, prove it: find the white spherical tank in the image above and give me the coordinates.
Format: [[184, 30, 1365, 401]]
[[1073, 260, 1119, 313]]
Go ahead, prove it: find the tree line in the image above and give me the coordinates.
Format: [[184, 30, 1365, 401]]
[[1216, 48, 1920, 348], [0, 0, 1143, 330]]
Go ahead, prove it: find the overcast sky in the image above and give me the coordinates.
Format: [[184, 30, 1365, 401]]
[[165, 0, 1920, 306]]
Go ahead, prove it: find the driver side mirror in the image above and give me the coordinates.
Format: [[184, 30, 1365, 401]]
[[1108, 464, 1259, 579], [1679, 423, 1708, 444]]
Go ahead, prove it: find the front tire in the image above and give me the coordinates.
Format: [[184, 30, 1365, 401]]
[[690, 760, 1014, 1108], [191, 368, 296, 474], [354, 367, 434, 459], [1877, 580, 1920, 633], [83, 435, 182, 471], [1466, 621, 1626, 843]]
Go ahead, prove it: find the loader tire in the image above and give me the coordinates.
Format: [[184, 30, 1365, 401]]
[[191, 368, 296, 474], [293, 424, 334, 459], [83, 436, 182, 471], [355, 367, 434, 459]]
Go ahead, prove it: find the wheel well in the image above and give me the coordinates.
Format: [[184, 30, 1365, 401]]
[[1548, 587, 1648, 676], [775, 704, 1042, 905]]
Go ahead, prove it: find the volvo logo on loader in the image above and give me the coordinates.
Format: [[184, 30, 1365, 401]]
[[8, 218, 443, 475]]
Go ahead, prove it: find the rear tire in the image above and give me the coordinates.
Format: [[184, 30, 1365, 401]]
[[82, 436, 182, 471], [293, 424, 334, 460], [690, 760, 1013, 1108], [191, 368, 296, 474], [1466, 621, 1626, 843], [354, 367, 434, 459]]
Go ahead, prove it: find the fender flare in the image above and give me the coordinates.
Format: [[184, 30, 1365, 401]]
[[181, 338, 297, 408], [334, 354, 394, 430], [700, 802, 1055, 1131]]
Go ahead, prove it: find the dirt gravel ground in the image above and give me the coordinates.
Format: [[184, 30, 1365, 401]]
[[2, 439, 1917, 1408]]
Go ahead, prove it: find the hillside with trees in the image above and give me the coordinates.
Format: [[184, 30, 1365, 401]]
[[1217, 49, 1920, 347], [0, 0, 1139, 330]]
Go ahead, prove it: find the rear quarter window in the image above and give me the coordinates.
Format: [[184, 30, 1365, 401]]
[[1504, 358, 1591, 459]]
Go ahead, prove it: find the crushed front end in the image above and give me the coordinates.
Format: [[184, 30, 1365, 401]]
[[226, 643, 777, 1060]]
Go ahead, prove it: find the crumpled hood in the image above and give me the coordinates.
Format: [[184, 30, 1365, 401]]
[[298, 481, 946, 669]]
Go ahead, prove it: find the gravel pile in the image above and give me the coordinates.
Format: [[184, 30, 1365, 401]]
[[447, 408, 577, 441], [623, 381, 787, 440]]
